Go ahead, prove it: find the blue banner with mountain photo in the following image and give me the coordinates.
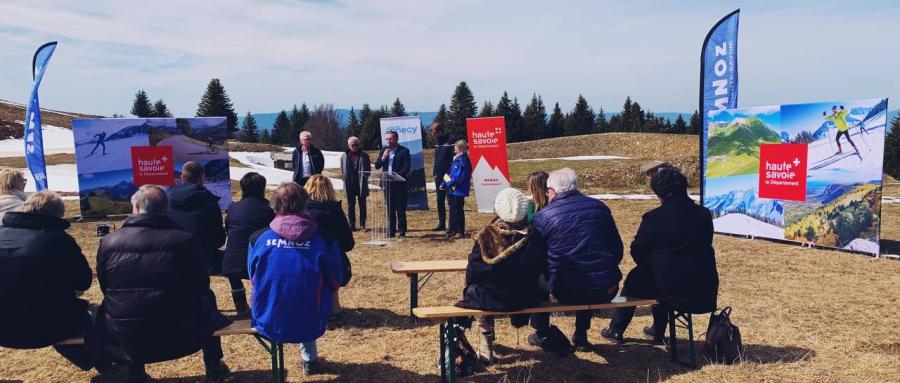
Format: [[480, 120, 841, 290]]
[[703, 98, 888, 255], [72, 117, 231, 217], [699, 10, 739, 199], [23, 42, 58, 191], [380, 116, 428, 210]]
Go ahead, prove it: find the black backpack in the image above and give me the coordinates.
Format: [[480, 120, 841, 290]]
[[532, 325, 573, 355], [339, 251, 352, 287], [704, 307, 743, 364], [443, 323, 478, 377]]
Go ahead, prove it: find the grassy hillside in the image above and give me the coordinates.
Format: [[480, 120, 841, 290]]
[[706, 116, 781, 178], [0, 99, 99, 139]]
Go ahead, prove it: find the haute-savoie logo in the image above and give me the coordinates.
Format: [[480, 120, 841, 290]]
[[758, 143, 807, 201], [131, 146, 175, 186]]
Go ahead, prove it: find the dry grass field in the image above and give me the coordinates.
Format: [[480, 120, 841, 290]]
[[1, 132, 899, 382]]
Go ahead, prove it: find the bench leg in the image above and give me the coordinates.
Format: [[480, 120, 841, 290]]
[[409, 273, 418, 319], [278, 342, 286, 382], [446, 318, 457, 383], [668, 310, 697, 369], [439, 322, 446, 382], [687, 313, 696, 368], [669, 309, 678, 363], [253, 335, 285, 383]]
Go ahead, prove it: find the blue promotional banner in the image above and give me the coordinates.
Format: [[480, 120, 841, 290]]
[[699, 10, 739, 200], [23, 41, 58, 191]]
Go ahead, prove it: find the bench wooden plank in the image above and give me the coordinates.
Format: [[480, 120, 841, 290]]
[[413, 297, 659, 320], [56, 319, 256, 346], [390, 260, 467, 274]]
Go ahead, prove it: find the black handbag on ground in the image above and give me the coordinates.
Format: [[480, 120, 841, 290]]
[[339, 252, 352, 287], [704, 306, 743, 364]]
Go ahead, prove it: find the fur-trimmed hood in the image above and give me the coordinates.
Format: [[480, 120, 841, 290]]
[[475, 216, 531, 265]]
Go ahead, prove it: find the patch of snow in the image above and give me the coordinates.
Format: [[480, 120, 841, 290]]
[[21, 164, 79, 193], [0, 125, 74, 157], [588, 194, 700, 201], [843, 238, 879, 254], [322, 150, 342, 169], [510, 155, 630, 162], [713, 213, 784, 240]]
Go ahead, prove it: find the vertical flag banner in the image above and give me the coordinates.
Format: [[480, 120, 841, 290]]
[[23, 41, 58, 191], [73, 118, 231, 217], [467, 117, 511, 212], [699, 10, 740, 201], [379, 116, 428, 210], [703, 98, 888, 256]]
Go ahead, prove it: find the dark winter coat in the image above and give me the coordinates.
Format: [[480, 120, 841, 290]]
[[374, 145, 411, 179], [306, 200, 355, 253], [441, 152, 472, 197], [432, 133, 453, 178], [166, 182, 226, 274], [533, 190, 623, 294], [340, 149, 372, 198], [292, 145, 325, 183], [623, 194, 719, 313], [222, 196, 275, 279], [0, 212, 92, 348], [456, 218, 547, 312], [89, 213, 230, 365]]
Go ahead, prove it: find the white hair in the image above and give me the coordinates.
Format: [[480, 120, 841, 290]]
[[299, 131, 312, 139], [547, 168, 578, 193], [131, 185, 169, 214], [347, 136, 359, 143]]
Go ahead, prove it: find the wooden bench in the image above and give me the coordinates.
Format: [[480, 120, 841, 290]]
[[390, 260, 467, 317], [57, 319, 289, 383], [414, 297, 698, 383]]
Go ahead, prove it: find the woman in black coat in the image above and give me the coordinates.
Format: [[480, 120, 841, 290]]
[[222, 173, 275, 314], [602, 168, 718, 344], [304, 175, 354, 314]]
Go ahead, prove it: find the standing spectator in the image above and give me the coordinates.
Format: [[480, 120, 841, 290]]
[[91, 185, 231, 383], [525, 171, 549, 222], [222, 172, 275, 315], [292, 131, 325, 186], [528, 168, 623, 352], [167, 161, 226, 275], [455, 188, 547, 364], [431, 123, 453, 231], [0, 169, 28, 225], [602, 168, 718, 344], [305, 175, 354, 315], [440, 140, 472, 239], [374, 130, 411, 237], [0, 191, 100, 372], [248, 182, 343, 376], [340, 136, 372, 231]]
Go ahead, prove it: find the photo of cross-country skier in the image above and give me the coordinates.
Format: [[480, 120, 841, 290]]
[[72, 118, 152, 173]]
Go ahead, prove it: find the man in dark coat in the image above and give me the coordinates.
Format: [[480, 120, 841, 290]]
[[0, 191, 98, 371], [431, 123, 453, 231], [292, 131, 325, 187], [528, 168, 623, 351], [167, 161, 226, 275], [340, 136, 372, 231], [222, 172, 275, 315], [602, 167, 718, 344], [374, 130, 411, 237], [89, 185, 231, 383]]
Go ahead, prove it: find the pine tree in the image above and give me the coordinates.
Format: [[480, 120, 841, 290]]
[[617, 96, 634, 132], [271, 110, 291, 146], [196, 79, 239, 137], [260, 129, 271, 144], [346, 107, 361, 138], [523, 94, 547, 141], [629, 100, 646, 132], [596, 108, 609, 133], [152, 99, 172, 118], [391, 98, 407, 117], [240, 112, 260, 143], [689, 110, 702, 135], [507, 98, 526, 142], [448, 81, 477, 139], [547, 102, 564, 138], [131, 90, 155, 118], [288, 104, 311, 143], [672, 114, 688, 134], [360, 105, 388, 150], [563, 95, 595, 136], [478, 101, 494, 117], [884, 115, 900, 179]]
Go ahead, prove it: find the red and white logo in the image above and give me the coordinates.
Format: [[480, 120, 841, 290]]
[[131, 146, 175, 186], [758, 143, 807, 201]]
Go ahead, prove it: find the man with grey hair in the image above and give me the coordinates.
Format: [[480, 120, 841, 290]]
[[528, 168, 624, 352], [92, 184, 232, 382], [292, 130, 325, 186], [340, 136, 371, 231]]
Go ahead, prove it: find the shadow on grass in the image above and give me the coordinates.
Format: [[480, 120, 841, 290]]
[[327, 307, 431, 330], [879, 239, 900, 255], [740, 344, 816, 364]]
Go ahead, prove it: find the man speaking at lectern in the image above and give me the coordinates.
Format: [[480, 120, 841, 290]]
[[374, 130, 411, 238]]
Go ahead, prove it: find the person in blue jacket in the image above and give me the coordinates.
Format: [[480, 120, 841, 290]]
[[440, 140, 472, 239], [247, 182, 343, 376]]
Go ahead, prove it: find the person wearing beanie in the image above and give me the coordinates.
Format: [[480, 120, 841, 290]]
[[454, 188, 548, 365]]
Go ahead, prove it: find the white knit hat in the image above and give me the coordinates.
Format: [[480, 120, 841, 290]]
[[494, 188, 529, 223]]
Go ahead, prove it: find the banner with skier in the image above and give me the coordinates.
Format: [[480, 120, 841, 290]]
[[72, 117, 230, 217], [702, 98, 887, 255]]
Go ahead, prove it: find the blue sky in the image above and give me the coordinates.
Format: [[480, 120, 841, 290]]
[[0, 1, 898, 117]]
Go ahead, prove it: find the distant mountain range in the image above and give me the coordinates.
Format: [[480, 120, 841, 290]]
[[705, 187, 784, 225]]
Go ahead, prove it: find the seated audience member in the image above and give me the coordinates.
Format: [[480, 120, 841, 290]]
[[90, 185, 231, 383], [602, 167, 718, 344], [0, 168, 28, 225], [305, 175, 354, 315], [0, 191, 100, 371], [166, 161, 226, 275], [528, 168, 623, 352], [455, 188, 547, 364], [525, 171, 549, 222], [248, 182, 343, 376], [222, 172, 275, 315]]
